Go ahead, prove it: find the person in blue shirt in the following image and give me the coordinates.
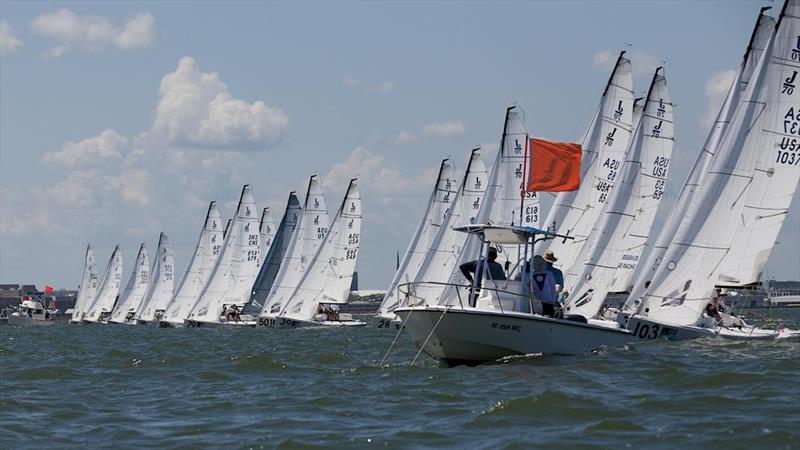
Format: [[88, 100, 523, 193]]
[[543, 250, 564, 297]]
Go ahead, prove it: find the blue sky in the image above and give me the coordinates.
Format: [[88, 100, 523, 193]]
[[1, 1, 798, 289]]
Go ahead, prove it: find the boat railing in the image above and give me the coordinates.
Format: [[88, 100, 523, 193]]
[[397, 280, 542, 315]]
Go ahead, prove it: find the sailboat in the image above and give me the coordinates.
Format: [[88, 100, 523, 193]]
[[160, 202, 224, 327], [135, 232, 175, 324], [629, 7, 776, 301], [109, 244, 150, 325], [249, 192, 303, 309], [563, 67, 674, 323], [243, 206, 277, 314], [537, 52, 635, 273], [83, 245, 123, 323], [372, 159, 457, 328], [258, 175, 330, 325], [185, 185, 261, 327], [264, 179, 363, 327], [68, 245, 98, 324], [406, 148, 488, 308], [622, 0, 799, 341]]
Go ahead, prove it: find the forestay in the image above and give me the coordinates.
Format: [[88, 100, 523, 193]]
[[538, 52, 634, 273], [634, 2, 799, 327], [109, 244, 149, 323], [282, 179, 362, 320], [249, 193, 302, 307], [84, 245, 123, 322], [162, 202, 224, 324], [71, 245, 98, 322], [260, 176, 330, 317], [412, 149, 488, 306], [188, 185, 260, 323], [376, 159, 457, 317], [628, 9, 776, 301], [137, 232, 175, 322], [565, 68, 674, 319]]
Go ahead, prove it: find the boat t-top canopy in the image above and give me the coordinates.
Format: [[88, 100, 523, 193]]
[[452, 224, 573, 245]]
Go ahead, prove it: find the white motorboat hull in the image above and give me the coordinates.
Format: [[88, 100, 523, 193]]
[[394, 306, 637, 366], [371, 314, 402, 330], [7, 314, 56, 326]]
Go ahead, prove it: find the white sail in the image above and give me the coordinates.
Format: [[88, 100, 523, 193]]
[[281, 179, 362, 321], [565, 68, 674, 318], [84, 245, 123, 322], [188, 184, 260, 323], [628, 9, 776, 301], [413, 149, 489, 306], [162, 202, 224, 324], [538, 52, 635, 273], [260, 176, 330, 317], [718, 14, 800, 286], [250, 192, 302, 306], [442, 106, 549, 299], [136, 232, 175, 322], [634, 2, 798, 327], [376, 159, 457, 317], [71, 244, 98, 322], [109, 244, 149, 323]]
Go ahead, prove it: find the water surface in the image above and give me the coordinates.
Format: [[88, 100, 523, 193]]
[[2, 310, 799, 449]]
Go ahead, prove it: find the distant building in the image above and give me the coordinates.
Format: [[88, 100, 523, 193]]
[[0, 284, 19, 291]]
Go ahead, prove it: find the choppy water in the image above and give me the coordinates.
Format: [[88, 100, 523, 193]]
[[2, 310, 799, 449]]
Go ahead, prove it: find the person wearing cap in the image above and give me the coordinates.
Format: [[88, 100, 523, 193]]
[[543, 250, 564, 295]]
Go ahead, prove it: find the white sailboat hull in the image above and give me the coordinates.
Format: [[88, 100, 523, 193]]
[[371, 313, 402, 330], [394, 306, 636, 366], [257, 315, 366, 328], [184, 319, 257, 328], [624, 316, 796, 341]]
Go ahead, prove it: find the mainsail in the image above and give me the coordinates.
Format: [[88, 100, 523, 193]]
[[109, 243, 149, 324], [136, 232, 175, 322], [538, 52, 635, 273], [413, 149, 488, 306], [162, 202, 224, 324], [71, 244, 98, 322], [375, 159, 457, 317], [718, 11, 800, 286], [187, 185, 260, 323], [633, 1, 798, 327], [281, 179, 362, 320], [629, 9, 776, 299], [260, 176, 330, 317], [565, 68, 674, 319], [249, 192, 302, 306], [442, 106, 544, 296], [84, 245, 123, 322]]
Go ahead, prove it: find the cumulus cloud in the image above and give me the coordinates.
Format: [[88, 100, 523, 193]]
[[701, 70, 737, 129], [43, 129, 128, 166], [35, 168, 150, 208], [422, 121, 465, 137], [395, 131, 416, 143], [324, 146, 430, 196], [30, 9, 154, 58], [593, 49, 660, 78], [0, 21, 23, 56], [149, 57, 288, 149]]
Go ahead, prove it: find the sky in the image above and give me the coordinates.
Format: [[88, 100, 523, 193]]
[[1, 1, 798, 289]]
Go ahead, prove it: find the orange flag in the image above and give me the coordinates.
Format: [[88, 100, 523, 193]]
[[526, 138, 581, 192]]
